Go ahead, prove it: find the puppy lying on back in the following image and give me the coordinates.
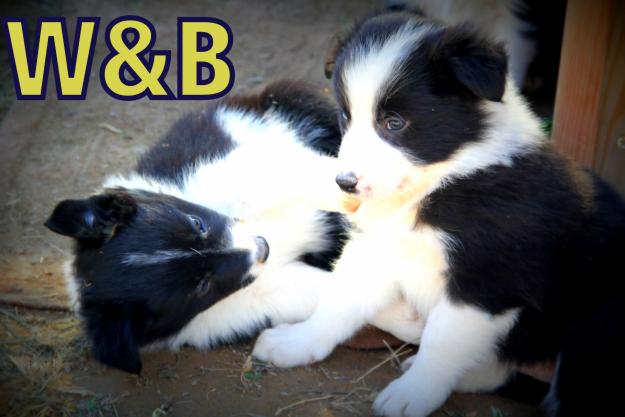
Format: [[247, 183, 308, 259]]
[[252, 13, 625, 417], [45, 81, 422, 373]]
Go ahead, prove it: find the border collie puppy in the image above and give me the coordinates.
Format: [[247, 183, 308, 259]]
[[45, 81, 422, 374], [251, 13, 625, 417]]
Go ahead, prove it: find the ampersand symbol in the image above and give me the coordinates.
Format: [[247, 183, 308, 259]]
[[101, 16, 173, 99]]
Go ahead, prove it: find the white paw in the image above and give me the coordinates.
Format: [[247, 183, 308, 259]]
[[252, 323, 334, 368], [400, 354, 416, 373], [373, 375, 435, 417]]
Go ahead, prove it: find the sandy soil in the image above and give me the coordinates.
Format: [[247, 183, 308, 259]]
[[0, 1, 546, 416]]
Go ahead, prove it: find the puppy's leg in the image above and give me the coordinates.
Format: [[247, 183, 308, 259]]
[[373, 298, 518, 417], [454, 354, 512, 393], [370, 299, 424, 344], [169, 262, 331, 350], [252, 243, 399, 367]]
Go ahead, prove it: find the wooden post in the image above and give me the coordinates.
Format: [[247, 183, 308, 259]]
[[552, 0, 625, 196]]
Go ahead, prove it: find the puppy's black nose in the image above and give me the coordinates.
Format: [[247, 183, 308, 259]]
[[254, 236, 269, 263], [336, 171, 358, 193]]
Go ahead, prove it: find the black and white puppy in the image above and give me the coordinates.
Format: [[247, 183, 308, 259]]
[[251, 13, 625, 417], [46, 81, 422, 374]]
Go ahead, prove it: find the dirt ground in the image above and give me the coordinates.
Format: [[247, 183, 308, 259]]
[[0, 1, 546, 416]]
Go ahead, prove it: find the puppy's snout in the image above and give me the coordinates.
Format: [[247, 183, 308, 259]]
[[254, 236, 269, 263], [336, 171, 358, 193]]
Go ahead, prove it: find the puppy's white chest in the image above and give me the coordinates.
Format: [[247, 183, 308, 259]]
[[341, 219, 450, 316]]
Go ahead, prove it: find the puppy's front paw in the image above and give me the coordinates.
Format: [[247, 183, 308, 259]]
[[373, 374, 435, 417], [252, 323, 334, 368]]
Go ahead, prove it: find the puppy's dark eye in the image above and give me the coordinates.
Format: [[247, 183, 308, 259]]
[[383, 116, 406, 131], [188, 215, 208, 237]]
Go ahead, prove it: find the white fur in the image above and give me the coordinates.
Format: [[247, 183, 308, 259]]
[[369, 298, 424, 343], [252, 223, 450, 367]]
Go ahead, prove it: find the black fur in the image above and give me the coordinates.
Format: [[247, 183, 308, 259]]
[[298, 211, 349, 271], [420, 150, 625, 378]]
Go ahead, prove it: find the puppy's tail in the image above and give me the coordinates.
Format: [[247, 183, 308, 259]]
[[544, 299, 624, 417]]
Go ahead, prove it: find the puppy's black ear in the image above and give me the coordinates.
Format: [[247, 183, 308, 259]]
[[45, 190, 137, 240], [88, 307, 142, 374], [425, 24, 508, 102]]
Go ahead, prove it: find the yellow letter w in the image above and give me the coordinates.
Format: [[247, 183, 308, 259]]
[[2, 18, 99, 99]]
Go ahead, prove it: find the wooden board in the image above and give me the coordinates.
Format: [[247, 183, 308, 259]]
[[552, 0, 625, 196], [593, 0, 625, 195]]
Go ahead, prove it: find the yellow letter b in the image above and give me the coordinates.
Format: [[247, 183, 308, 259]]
[[178, 18, 234, 99]]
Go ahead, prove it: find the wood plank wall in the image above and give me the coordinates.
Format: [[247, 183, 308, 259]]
[[552, 0, 625, 196]]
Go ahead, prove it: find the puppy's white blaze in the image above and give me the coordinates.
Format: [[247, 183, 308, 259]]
[[338, 24, 434, 198], [122, 249, 196, 266], [342, 23, 430, 121]]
